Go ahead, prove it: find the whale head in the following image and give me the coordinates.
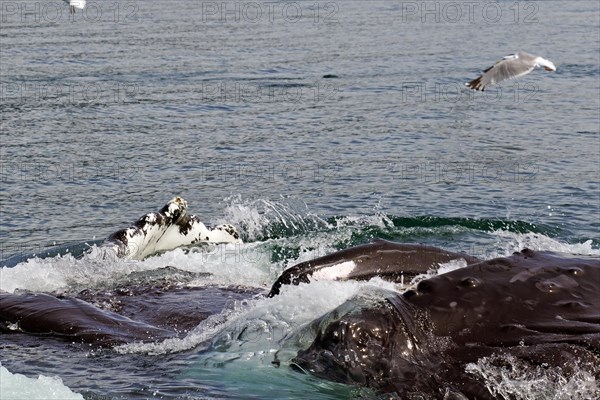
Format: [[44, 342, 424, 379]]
[[292, 290, 429, 391]]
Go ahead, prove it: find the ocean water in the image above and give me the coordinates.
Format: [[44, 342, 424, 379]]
[[1, 0, 599, 398]]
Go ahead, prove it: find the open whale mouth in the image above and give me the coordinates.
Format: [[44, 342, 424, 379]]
[[291, 292, 423, 388]]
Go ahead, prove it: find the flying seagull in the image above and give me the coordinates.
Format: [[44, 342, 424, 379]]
[[64, 0, 86, 14], [466, 52, 556, 91]]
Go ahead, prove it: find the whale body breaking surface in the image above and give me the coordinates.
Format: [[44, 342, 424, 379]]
[[291, 249, 600, 398], [1, 198, 599, 398]]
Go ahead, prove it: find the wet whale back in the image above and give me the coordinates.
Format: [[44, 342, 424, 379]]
[[0, 293, 175, 345], [404, 249, 600, 346], [268, 239, 480, 297]]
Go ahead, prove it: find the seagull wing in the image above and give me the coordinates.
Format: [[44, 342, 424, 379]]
[[466, 54, 536, 91]]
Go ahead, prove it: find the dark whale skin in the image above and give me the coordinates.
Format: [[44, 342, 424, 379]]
[[0, 286, 258, 346], [1, 244, 598, 398], [292, 249, 600, 398], [268, 239, 481, 297], [0, 293, 175, 345]]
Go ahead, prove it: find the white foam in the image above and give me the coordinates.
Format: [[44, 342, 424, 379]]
[[491, 231, 600, 258], [410, 258, 469, 286], [0, 234, 339, 296], [0, 246, 145, 294], [0, 240, 276, 294], [137, 241, 273, 288], [466, 355, 599, 400], [0, 364, 84, 400]]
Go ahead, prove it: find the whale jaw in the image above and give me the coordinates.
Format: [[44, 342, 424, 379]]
[[105, 197, 242, 260]]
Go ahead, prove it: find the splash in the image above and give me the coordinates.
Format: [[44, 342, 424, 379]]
[[0, 246, 143, 294], [219, 196, 331, 242], [0, 241, 275, 294], [466, 355, 599, 400], [409, 258, 469, 286], [491, 230, 599, 258], [115, 278, 399, 356]]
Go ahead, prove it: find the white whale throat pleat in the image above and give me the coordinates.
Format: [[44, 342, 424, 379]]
[[103, 197, 242, 260], [311, 261, 357, 281]]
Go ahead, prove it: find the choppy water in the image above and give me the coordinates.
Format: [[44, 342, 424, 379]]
[[1, 0, 599, 399]]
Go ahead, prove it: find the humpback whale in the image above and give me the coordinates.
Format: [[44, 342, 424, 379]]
[[268, 239, 480, 297], [0, 292, 175, 345], [0, 285, 258, 346], [291, 248, 600, 398], [1, 199, 598, 398]]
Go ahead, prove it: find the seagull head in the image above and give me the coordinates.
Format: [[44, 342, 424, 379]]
[[538, 57, 556, 72]]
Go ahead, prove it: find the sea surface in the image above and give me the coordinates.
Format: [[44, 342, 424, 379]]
[[0, 0, 599, 399]]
